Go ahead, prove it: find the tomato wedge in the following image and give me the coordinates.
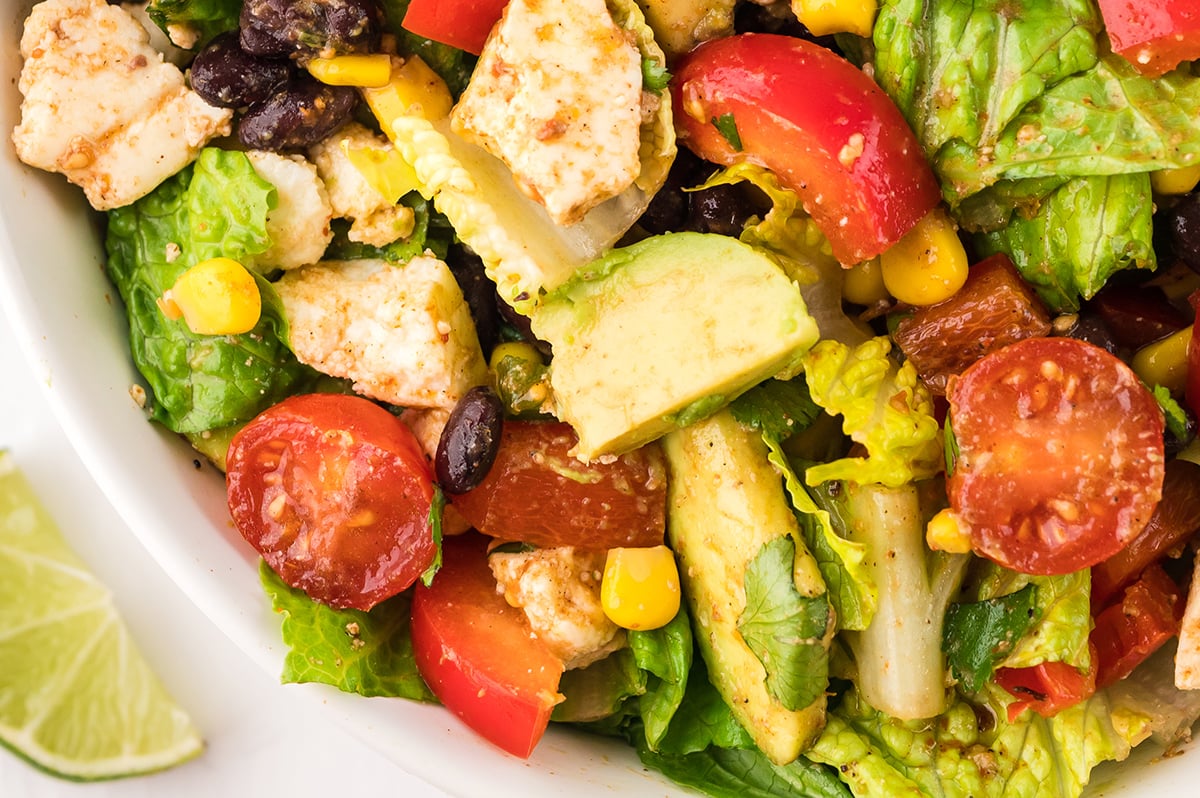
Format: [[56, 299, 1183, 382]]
[[947, 337, 1165, 575], [1097, 0, 1200, 77], [672, 33, 940, 265], [411, 533, 564, 758], [994, 657, 1096, 723], [1092, 563, 1184, 689], [401, 0, 508, 55], [448, 421, 667, 550], [226, 394, 436, 611]]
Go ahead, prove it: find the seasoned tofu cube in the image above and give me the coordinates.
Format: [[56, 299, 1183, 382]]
[[490, 546, 625, 670], [451, 0, 645, 226], [309, 122, 416, 248], [276, 258, 489, 409], [12, 0, 232, 210], [243, 151, 333, 272]]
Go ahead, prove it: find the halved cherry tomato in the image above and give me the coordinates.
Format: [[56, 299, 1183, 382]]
[[448, 421, 666, 550], [401, 0, 508, 55], [994, 655, 1096, 723], [1097, 0, 1200, 77], [1091, 563, 1184, 689], [226, 393, 436, 611], [947, 337, 1165, 575], [410, 533, 564, 758], [1091, 458, 1200, 609], [672, 33, 940, 265]]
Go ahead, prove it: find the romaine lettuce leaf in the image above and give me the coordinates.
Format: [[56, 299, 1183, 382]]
[[800, 337, 943, 488], [259, 562, 435, 701], [727, 378, 876, 631], [105, 149, 312, 433], [975, 173, 1156, 312], [808, 686, 1150, 798], [967, 563, 1092, 672]]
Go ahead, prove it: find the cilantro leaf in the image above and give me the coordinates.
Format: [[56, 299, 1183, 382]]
[[943, 583, 1040, 693], [712, 113, 743, 152], [737, 537, 830, 710], [729, 378, 821, 443]]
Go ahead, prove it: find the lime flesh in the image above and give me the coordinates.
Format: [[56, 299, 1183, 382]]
[[0, 450, 203, 780]]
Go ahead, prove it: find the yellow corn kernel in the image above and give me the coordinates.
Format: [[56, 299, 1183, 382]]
[[362, 55, 453, 141], [157, 258, 261, 336], [879, 207, 969, 306], [1132, 325, 1194, 395], [842, 257, 888, 306], [926, 508, 972, 554], [792, 0, 877, 37], [341, 138, 419, 203], [601, 546, 681, 631], [307, 53, 393, 88], [1151, 163, 1200, 196]]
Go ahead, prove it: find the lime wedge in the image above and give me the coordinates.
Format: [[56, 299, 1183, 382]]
[[0, 450, 203, 780]]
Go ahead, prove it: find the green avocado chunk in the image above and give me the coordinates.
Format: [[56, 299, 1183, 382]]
[[530, 232, 819, 460], [663, 408, 829, 765]]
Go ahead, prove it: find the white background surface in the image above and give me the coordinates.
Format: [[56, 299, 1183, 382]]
[[0, 315, 450, 798]]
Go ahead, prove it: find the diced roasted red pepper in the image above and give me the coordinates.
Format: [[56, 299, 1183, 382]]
[[892, 254, 1052, 394], [1091, 562, 1184, 689]]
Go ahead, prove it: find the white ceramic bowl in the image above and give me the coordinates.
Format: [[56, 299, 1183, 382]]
[[0, 2, 1194, 796]]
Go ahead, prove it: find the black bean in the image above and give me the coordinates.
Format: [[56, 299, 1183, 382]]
[[240, 0, 384, 59], [238, 76, 359, 151], [1161, 192, 1200, 273], [446, 244, 500, 358], [436, 386, 504, 494], [685, 183, 764, 237], [190, 32, 291, 109], [1054, 311, 1119, 356], [496, 299, 553, 359]]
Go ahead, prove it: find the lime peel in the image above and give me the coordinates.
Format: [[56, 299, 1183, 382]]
[[0, 450, 203, 780]]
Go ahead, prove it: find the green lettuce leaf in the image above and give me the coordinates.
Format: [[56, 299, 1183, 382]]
[[635, 742, 852, 798], [943, 584, 1040, 693], [738, 537, 831, 711], [769, 441, 876, 632], [105, 149, 312, 433], [323, 195, 451, 263], [259, 562, 435, 701], [967, 564, 1092, 672], [800, 337, 943, 487], [146, 0, 240, 48], [974, 173, 1156, 311], [808, 686, 1150, 798]]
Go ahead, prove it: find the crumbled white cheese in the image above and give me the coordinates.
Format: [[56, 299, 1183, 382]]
[[243, 151, 333, 272], [276, 257, 489, 409], [451, 0, 644, 226], [12, 0, 231, 210], [490, 546, 625, 670]]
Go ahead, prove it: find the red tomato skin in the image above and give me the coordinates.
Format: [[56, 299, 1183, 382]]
[[1097, 0, 1200, 77], [410, 534, 564, 758], [995, 656, 1096, 723], [947, 337, 1165, 576], [401, 0, 508, 55], [448, 421, 667, 550], [226, 394, 435, 611], [1091, 458, 1200, 609], [1091, 563, 1183, 689], [672, 33, 941, 265]]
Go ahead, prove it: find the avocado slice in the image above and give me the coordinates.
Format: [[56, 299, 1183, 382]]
[[663, 408, 829, 764], [531, 232, 819, 460]]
